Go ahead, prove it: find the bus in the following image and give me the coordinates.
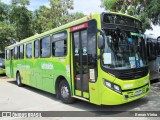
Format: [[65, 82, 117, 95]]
[[0, 52, 5, 74], [5, 12, 150, 105], [146, 34, 160, 80]]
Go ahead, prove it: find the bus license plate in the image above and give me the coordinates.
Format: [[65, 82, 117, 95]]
[[135, 90, 142, 96]]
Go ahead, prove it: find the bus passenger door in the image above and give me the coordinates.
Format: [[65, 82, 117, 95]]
[[71, 21, 97, 99]]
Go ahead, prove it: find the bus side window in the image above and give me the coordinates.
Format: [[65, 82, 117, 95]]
[[14, 46, 18, 59], [20, 45, 24, 59], [17, 46, 20, 59], [40, 36, 51, 58], [26, 43, 32, 58], [34, 40, 39, 58], [6, 50, 10, 60], [52, 31, 67, 57]]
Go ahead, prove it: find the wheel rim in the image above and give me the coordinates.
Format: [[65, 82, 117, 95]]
[[61, 85, 69, 99]]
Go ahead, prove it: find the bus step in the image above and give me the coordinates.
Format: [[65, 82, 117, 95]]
[[72, 96, 89, 102]]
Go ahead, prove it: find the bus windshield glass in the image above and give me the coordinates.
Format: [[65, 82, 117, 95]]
[[102, 30, 147, 69]]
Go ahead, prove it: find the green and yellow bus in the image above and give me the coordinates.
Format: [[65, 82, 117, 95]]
[[5, 12, 150, 105], [0, 52, 5, 74]]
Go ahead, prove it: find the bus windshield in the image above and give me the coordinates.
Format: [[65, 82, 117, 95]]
[[102, 29, 147, 69]]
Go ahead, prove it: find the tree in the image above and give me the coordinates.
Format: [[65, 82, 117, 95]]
[[12, 0, 30, 6], [0, 0, 85, 50], [0, 2, 10, 22], [62, 12, 86, 24], [32, 5, 51, 33], [0, 22, 15, 51], [9, 0, 34, 41], [33, 0, 85, 33], [102, 0, 160, 30], [0, 2, 14, 51]]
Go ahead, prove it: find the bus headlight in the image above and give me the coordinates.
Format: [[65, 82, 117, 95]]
[[105, 81, 112, 88], [103, 79, 122, 94]]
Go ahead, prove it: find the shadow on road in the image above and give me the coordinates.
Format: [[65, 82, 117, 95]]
[[8, 80, 58, 102], [150, 79, 160, 84], [7, 80, 150, 116], [0, 74, 6, 77]]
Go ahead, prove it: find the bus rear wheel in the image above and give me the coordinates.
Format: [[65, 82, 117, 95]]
[[16, 73, 23, 87], [59, 80, 75, 104]]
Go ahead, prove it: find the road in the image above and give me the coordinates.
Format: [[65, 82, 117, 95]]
[[0, 75, 160, 119]]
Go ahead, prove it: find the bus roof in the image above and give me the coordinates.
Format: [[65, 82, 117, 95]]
[[6, 12, 140, 49]]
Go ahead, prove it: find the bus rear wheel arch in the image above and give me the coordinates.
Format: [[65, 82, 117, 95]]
[[58, 79, 75, 104], [16, 72, 23, 87]]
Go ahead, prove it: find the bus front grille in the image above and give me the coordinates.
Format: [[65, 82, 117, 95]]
[[118, 68, 148, 80]]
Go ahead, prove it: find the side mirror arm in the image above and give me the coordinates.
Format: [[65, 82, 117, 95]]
[[96, 49, 104, 60], [97, 29, 105, 39], [97, 29, 105, 60]]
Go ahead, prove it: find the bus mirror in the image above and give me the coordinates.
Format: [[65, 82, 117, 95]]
[[158, 37, 160, 41], [98, 35, 105, 49]]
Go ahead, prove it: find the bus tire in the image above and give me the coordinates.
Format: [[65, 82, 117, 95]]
[[16, 72, 23, 87], [59, 80, 75, 104]]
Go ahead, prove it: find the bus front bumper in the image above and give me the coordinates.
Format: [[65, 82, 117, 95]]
[[101, 83, 150, 105]]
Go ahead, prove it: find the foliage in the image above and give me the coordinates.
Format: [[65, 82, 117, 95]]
[[9, 0, 33, 41], [0, 2, 10, 22], [0, 22, 15, 51], [12, 0, 30, 6], [0, 0, 85, 51], [0, 2, 14, 51], [32, 0, 80, 33]]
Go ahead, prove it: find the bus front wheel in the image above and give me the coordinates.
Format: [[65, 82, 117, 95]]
[[16, 72, 23, 87], [59, 80, 75, 104]]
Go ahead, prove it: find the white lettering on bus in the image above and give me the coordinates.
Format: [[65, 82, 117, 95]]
[[124, 84, 133, 89], [41, 63, 53, 70], [66, 65, 70, 77], [17, 64, 30, 69]]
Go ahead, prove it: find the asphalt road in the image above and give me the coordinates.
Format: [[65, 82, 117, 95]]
[[0, 75, 160, 120]]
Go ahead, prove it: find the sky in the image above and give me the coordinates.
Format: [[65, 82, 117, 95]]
[[1, 0, 104, 14], [1, 0, 160, 37]]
